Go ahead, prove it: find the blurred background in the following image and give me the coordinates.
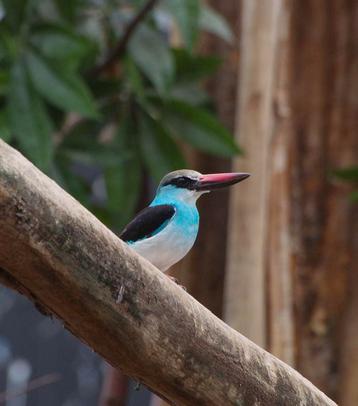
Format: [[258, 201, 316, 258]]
[[0, 0, 357, 405]]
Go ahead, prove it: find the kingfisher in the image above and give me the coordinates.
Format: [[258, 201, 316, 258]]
[[120, 169, 250, 272]]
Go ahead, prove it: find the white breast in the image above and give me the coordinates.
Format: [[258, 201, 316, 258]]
[[129, 219, 198, 272]]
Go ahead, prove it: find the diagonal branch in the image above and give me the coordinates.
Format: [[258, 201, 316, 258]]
[[0, 140, 336, 406], [0, 267, 20, 291], [90, 0, 159, 77]]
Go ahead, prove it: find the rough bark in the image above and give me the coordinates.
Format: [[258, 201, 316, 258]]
[[338, 212, 358, 406], [289, 0, 358, 400], [225, 0, 284, 348], [263, 0, 296, 366], [339, 211, 358, 405], [0, 140, 336, 406], [227, 0, 357, 403]]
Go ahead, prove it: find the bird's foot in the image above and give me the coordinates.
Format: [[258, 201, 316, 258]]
[[168, 276, 179, 284], [168, 276, 187, 291]]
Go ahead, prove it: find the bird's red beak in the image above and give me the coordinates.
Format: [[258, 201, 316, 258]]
[[195, 172, 250, 191]]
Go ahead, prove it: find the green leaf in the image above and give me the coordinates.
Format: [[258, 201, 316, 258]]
[[164, 100, 240, 157], [170, 82, 209, 105], [124, 57, 146, 105], [60, 148, 129, 167], [31, 24, 97, 70], [105, 156, 141, 230], [138, 112, 185, 182], [105, 119, 142, 229], [333, 166, 358, 183], [164, 0, 200, 51], [107, 163, 140, 214], [0, 70, 10, 96], [169, 49, 220, 105], [58, 120, 128, 167], [53, 157, 91, 206], [173, 48, 221, 82], [0, 29, 21, 64], [199, 4, 233, 43], [26, 50, 98, 118], [350, 191, 358, 202], [332, 166, 358, 204], [35, 0, 60, 21], [128, 25, 174, 94], [0, 110, 11, 142], [2, 0, 28, 29], [54, 0, 80, 21], [7, 62, 53, 171]]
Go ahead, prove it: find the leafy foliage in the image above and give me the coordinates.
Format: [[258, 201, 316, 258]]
[[0, 0, 238, 230], [333, 166, 358, 183], [333, 166, 358, 202]]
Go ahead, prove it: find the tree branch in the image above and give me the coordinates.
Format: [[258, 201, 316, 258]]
[[89, 0, 159, 77], [0, 140, 336, 405]]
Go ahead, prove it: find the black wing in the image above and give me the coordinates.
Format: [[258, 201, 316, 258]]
[[120, 204, 175, 243]]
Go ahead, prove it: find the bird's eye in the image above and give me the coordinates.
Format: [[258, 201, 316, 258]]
[[172, 176, 195, 189], [176, 177, 188, 186]]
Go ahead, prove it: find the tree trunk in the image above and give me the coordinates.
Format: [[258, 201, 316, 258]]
[[0, 140, 336, 405], [340, 212, 358, 405], [226, 0, 357, 403], [225, 0, 285, 349], [290, 0, 357, 400]]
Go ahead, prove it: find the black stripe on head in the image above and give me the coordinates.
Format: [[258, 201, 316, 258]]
[[162, 176, 197, 190]]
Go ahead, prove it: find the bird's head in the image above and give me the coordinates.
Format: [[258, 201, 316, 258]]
[[156, 169, 250, 204]]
